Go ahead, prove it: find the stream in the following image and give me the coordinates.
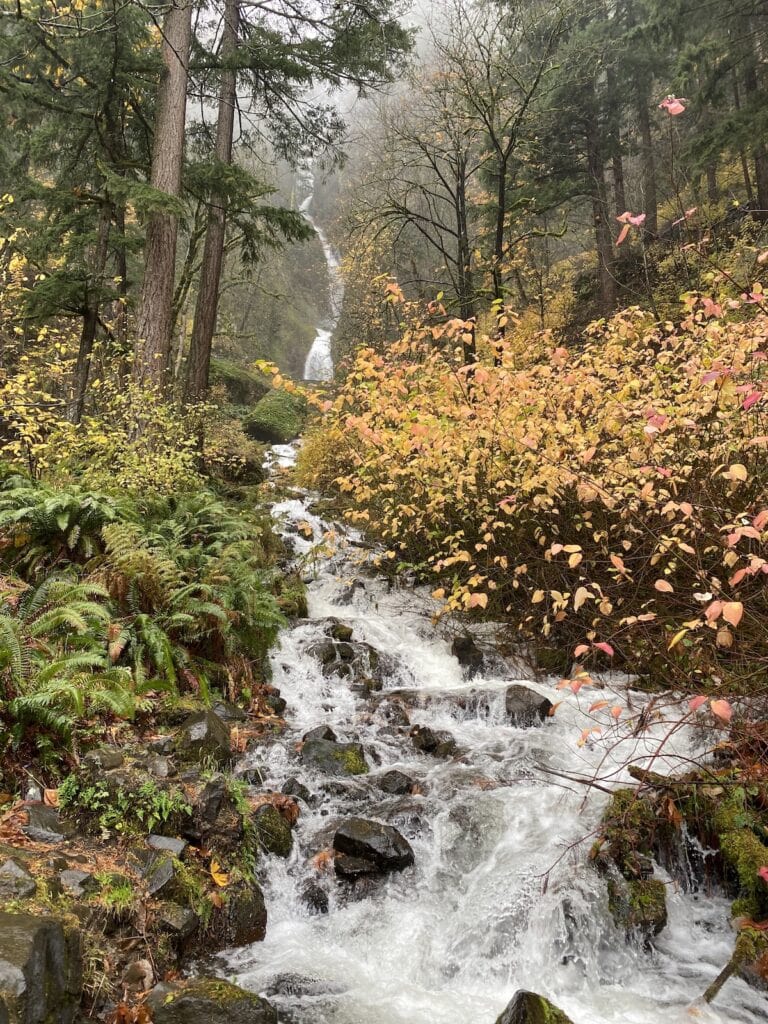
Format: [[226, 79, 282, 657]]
[[223, 171, 768, 1024], [299, 166, 343, 383]]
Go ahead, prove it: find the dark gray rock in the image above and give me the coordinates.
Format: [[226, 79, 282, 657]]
[[376, 698, 410, 727], [23, 806, 74, 844], [378, 770, 413, 795], [0, 860, 36, 900], [505, 685, 553, 726], [282, 777, 312, 803], [451, 635, 484, 677], [148, 756, 176, 779], [302, 725, 337, 743], [265, 694, 287, 716], [0, 911, 82, 1024], [149, 735, 175, 755], [58, 870, 96, 898], [175, 711, 231, 765], [158, 902, 198, 941], [217, 882, 267, 946], [146, 978, 277, 1024], [495, 990, 573, 1024], [301, 738, 369, 776], [300, 880, 329, 915], [409, 724, 457, 757], [83, 748, 124, 771], [132, 852, 175, 896], [195, 777, 227, 827], [326, 620, 353, 643], [148, 835, 187, 858], [211, 699, 247, 722], [333, 818, 414, 874]]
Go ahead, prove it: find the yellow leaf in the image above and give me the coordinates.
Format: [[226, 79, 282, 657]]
[[568, 552, 583, 568], [210, 858, 229, 888], [721, 601, 743, 627], [668, 628, 689, 651]]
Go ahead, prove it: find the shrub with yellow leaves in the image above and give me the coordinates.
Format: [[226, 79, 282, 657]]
[[301, 291, 768, 692]]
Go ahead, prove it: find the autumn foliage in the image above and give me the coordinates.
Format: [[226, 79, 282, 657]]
[[301, 292, 768, 691]]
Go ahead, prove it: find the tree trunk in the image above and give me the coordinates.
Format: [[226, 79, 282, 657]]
[[133, 0, 193, 389], [732, 73, 755, 203], [185, 0, 239, 403], [744, 49, 768, 220], [585, 110, 616, 314], [637, 89, 658, 238], [69, 201, 112, 424]]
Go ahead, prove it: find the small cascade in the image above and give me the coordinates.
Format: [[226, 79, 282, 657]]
[[220, 458, 767, 1024], [299, 167, 344, 382]]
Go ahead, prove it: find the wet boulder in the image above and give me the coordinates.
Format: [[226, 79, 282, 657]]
[[333, 817, 414, 876], [0, 911, 82, 1024], [325, 619, 354, 643], [301, 737, 369, 776], [495, 990, 573, 1024], [378, 770, 414, 795], [302, 725, 337, 743], [212, 880, 267, 946], [607, 876, 667, 945], [282, 777, 312, 803], [452, 635, 484, 677], [300, 880, 329, 915], [505, 685, 553, 726], [147, 977, 277, 1024], [308, 637, 388, 692], [175, 711, 232, 765], [253, 804, 293, 858], [409, 724, 457, 757], [22, 805, 74, 845]]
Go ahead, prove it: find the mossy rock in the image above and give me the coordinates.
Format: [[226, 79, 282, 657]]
[[209, 359, 271, 406], [608, 876, 667, 943], [301, 738, 369, 776], [245, 390, 306, 445], [146, 977, 277, 1024], [532, 645, 571, 676], [253, 805, 293, 858], [275, 572, 308, 618], [721, 829, 768, 919], [495, 990, 573, 1024]]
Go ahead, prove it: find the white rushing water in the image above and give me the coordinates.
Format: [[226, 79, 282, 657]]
[[222, 481, 767, 1024], [299, 168, 344, 382]]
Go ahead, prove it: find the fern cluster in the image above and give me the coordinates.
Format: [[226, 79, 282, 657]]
[[0, 476, 287, 772]]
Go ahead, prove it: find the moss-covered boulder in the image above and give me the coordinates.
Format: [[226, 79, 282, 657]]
[[146, 977, 277, 1024], [495, 990, 573, 1024], [253, 805, 293, 858], [301, 737, 369, 776], [245, 390, 305, 445], [607, 876, 667, 943], [209, 359, 271, 406]]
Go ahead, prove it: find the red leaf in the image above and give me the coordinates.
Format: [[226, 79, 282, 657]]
[[593, 641, 615, 656], [758, 866, 768, 883], [710, 699, 733, 724], [616, 223, 631, 246], [689, 695, 708, 712], [743, 390, 763, 411], [573, 643, 590, 658]]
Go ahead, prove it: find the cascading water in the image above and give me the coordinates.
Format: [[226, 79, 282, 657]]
[[222, 463, 766, 1024], [299, 167, 344, 382]]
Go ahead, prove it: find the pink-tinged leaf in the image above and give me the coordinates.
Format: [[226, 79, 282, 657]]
[[654, 579, 674, 593], [705, 600, 723, 622], [659, 96, 686, 115], [570, 680, 586, 694], [616, 223, 631, 246], [589, 700, 610, 712], [689, 695, 708, 712], [556, 679, 572, 691], [701, 297, 723, 318], [679, 502, 694, 517], [710, 699, 733, 724], [757, 866, 768, 883], [722, 601, 744, 627], [594, 641, 615, 656], [573, 643, 590, 658], [617, 211, 632, 224], [467, 592, 489, 610], [729, 568, 748, 587], [753, 509, 768, 531], [743, 390, 763, 411], [611, 706, 623, 720]]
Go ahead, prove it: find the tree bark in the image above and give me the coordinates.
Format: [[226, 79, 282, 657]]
[[585, 108, 616, 314], [185, 0, 239, 403], [134, 0, 193, 389], [637, 88, 658, 238], [69, 201, 112, 424]]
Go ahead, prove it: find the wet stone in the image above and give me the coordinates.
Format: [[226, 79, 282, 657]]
[[282, 777, 312, 803], [451, 635, 485, 677], [148, 835, 187, 858], [333, 817, 414, 874], [265, 694, 287, 716], [0, 860, 36, 900], [326, 619, 353, 643], [158, 902, 198, 940], [495, 990, 574, 1024], [175, 711, 232, 765], [23, 805, 75, 844], [378, 770, 413, 796], [0, 911, 82, 1024], [149, 735, 174, 755], [146, 977, 277, 1024], [300, 880, 329, 915], [211, 699, 247, 722], [505, 685, 553, 726], [301, 738, 369, 776], [409, 724, 457, 758], [302, 725, 337, 743]]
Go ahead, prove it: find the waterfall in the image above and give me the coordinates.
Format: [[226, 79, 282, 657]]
[[299, 167, 344, 382]]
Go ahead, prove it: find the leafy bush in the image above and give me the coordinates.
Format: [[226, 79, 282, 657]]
[[301, 295, 768, 692]]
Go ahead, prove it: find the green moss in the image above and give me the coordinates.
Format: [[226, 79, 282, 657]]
[[253, 804, 293, 858], [209, 359, 270, 406], [720, 829, 768, 919], [599, 788, 659, 876], [608, 877, 667, 940], [275, 572, 308, 617], [331, 746, 369, 776], [245, 390, 306, 445]]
